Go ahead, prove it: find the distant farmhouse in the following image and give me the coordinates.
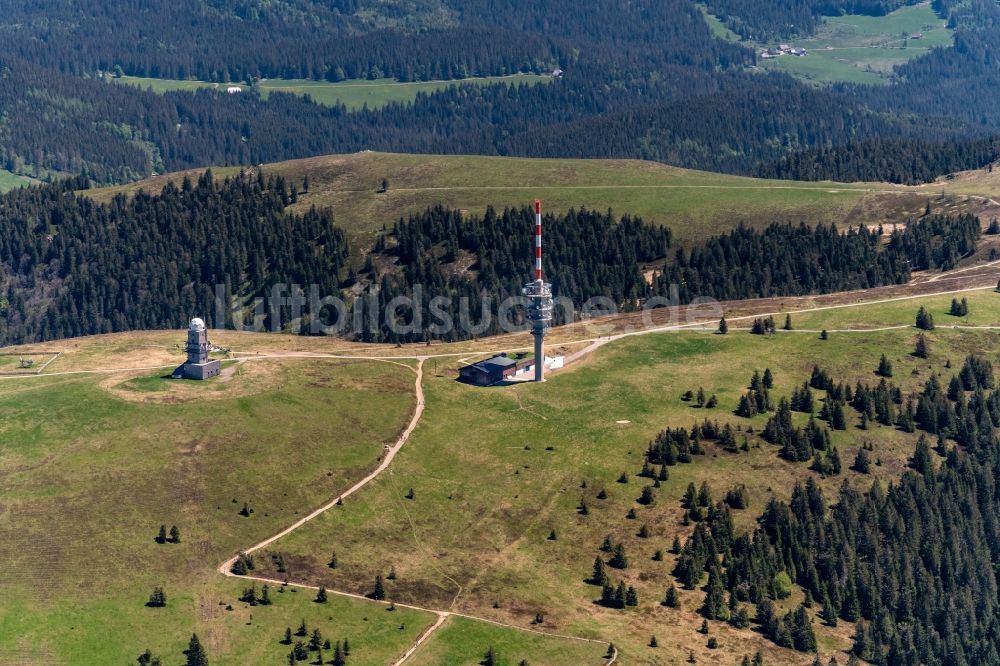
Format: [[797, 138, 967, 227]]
[[761, 44, 807, 59]]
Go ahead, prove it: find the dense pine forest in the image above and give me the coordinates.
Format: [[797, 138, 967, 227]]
[[0, 173, 347, 344], [0, 176, 982, 346], [368, 206, 979, 342], [659, 353, 1000, 664], [6, 0, 1000, 186]]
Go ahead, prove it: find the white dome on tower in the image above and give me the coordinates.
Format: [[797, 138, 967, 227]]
[[189, 317, 206, 331]]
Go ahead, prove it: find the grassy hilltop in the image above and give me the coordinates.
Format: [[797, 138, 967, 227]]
[[87, 151, 1000, 254], [3, 280, 1000, 663]]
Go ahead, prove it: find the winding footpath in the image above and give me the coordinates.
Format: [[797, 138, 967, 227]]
[[7, 275, 999, 663], [210, 278, 1000, 663], [219, 358, 426, 575], [216, 356, 616, 665]]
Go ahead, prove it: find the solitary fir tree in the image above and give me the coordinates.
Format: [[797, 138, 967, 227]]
[[372, 575, 386, 600], [664, 585, 680, 608], [876, 354, 893, 377], [147, 586, 167, 608], [185, 634, 208, 666], [915, 306, 935, 330]]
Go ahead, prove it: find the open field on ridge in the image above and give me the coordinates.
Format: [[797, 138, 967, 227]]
[[85, 151, 1000, 256], [700, 1, 953, 85], [0, 357, 438, 664], [3, 256, 1000, 663], [0, 168, 34, 193], [115, 74, 551, 111], [256, 288, 1000, 663]]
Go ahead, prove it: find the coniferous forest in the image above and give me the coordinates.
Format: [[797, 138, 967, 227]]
[[661, 355, 1000, 665], [0, 176, 981, 346], [0, 173, 347, 344], [6, 0, 1000, 185]]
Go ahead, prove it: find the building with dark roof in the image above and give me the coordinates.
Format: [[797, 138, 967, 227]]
[[457, 355, 525, 386]]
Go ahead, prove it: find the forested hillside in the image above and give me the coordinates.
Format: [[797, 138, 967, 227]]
[[668, 354, 1000, 664], [5, 0, 1000, 191], [705, 0, 923, 41], [0, 173, 347, 344], [0, 175, 981, 346], [366, 206, 979, 342]]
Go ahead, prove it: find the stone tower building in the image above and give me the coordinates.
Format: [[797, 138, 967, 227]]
[[172, 318, 221, 380]]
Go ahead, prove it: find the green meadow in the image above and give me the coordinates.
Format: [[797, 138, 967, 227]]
[[89, 151, 897, 250], [0, 169, 34, 193], [701, 2, 954, 85], [116, 74, 550, 110], [0, 358, 430, 664], [761, 3, 952, 84], [257, 288, 1000, 663]]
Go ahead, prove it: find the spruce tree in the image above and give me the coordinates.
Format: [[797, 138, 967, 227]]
[[590, 557, 607, 585], [701, 568, 727, 620], [821, 593, 838, 626], [790, 607, 817, 652], [831, 402, 847, 430], [372, 575, 386, 600], [876, 354, 892, 377], [638, 486, 655, 505], [916, 306, 935, 330], [912, 435, 933, 475], [614, 581, 627, 609], [147, 586, 167, 608], [609, 543, 628, 569], [186, 634, 208, 666]]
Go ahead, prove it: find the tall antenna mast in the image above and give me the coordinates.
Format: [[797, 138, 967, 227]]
[[523, 200, 553, 381], [535, 199, 543, 281]]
